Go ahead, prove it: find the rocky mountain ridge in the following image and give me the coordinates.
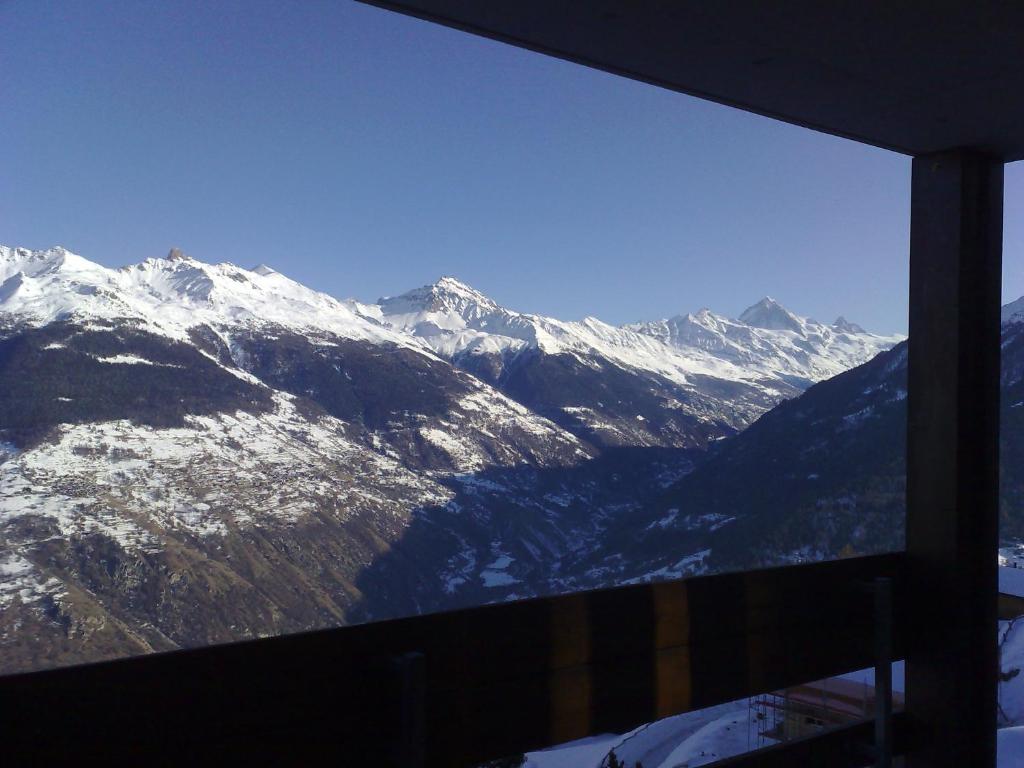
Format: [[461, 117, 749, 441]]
[[0, 245, 903, 673]]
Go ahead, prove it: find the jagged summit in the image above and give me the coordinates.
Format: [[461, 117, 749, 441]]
[[0, 245, 107, 285], [625, 299, 904, 386], [738, 297, 803, 332], [429, 276, 498, 309], [1, 244, 70, 260], [832, 316, 866, 334], [378, 276, 499, 317], [0, 244, 416, 349], [1, 244, 73, 267], [434, 275, 478, 292]]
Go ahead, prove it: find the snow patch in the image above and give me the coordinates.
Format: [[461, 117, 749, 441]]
[[93, 354, 183, 367], [0, 552, 64, 610]]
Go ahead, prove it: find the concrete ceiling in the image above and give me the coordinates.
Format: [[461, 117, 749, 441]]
[[361, 1, 1024, 161]]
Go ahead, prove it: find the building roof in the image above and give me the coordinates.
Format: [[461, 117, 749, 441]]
[[364, 1, 1024, 161]]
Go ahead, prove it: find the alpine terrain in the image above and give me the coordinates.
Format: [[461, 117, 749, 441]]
[[0, 245, 901, 673], [587, 301, 1024, 586]]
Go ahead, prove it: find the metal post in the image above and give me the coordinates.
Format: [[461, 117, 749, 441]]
[[874, 577, 893, 768], [905, 150, 1003, 767]]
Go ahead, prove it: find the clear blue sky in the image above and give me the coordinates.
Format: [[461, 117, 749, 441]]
[[2, 0, 1022, 334]]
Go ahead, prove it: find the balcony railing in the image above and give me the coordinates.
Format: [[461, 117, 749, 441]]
[[0, 552, 911, 766]]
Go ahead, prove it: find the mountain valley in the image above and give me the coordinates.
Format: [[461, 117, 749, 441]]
[[0, 245, 905, 672]]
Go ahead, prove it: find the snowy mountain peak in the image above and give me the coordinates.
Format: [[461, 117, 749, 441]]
[[0, 244, 106, 284], [379, 276, 499, 318], [1, 244, 69, 262], [626, 299, 903, 388], [738, 296, 802, 331], [252, 264, 277, 276], [0, 244, 907, 408], [832, 316, 866, 334], [435, 275, 479, 293], [738, 297, 803, 333]]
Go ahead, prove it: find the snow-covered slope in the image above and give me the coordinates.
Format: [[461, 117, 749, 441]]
[[627, 297, 903, 387], [0, 247, 603, 671], [370, 277, 774, 390], [372, 279, 901, 393], [524, 701, 751, 768], [0, 245, 416, 348]]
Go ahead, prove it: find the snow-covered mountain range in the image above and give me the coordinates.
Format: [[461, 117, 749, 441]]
[[0, 246, 900, 424], [0, 245, 902, 672], [0, 245, 414, 347], [366, 273, 900, 399], [365, 269, 899, 448], [626, 297, 895, 385]]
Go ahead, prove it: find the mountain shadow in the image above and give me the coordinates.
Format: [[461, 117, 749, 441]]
[[347, 445, 701, 623]]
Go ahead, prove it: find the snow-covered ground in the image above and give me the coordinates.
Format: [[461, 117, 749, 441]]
[[1001, 616, 1024, 767], [0, 391, 457, 619], [524, 701, 751, 768], [520, 631, 1024, 768], [1001, 616, 1024, 726], [1000, 727, 1024, 767]]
